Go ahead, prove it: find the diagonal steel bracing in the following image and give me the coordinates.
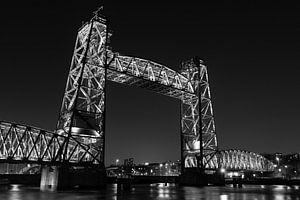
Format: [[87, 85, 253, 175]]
[[180, 58, 218, 170], [0, 121, 100, 165], [56, 15, 109, 165], [0, 9, 277, 174], [0, 120, 274, 171], [56, 11, 218, 169]]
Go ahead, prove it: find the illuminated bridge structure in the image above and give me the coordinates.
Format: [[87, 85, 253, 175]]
[[0, 9, 274, 189], [54, 11, 217, 170], [0, 123, 274, 172], [0, 121, 99, 165], [206, 149, 275, 172]]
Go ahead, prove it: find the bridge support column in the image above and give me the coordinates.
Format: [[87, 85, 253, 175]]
[[40, 165, 59, 191], [179, 168, 207, 186], [40, 165, 107, 191]]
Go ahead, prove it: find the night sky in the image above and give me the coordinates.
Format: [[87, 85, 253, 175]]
[[0, 1, 300, 165]]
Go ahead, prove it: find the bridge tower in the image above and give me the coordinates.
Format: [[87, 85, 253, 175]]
[[56, 9, 108, 167], [40, 9, 109, 190], [39, 7, 219, 189], [179, 58, 218, 185]]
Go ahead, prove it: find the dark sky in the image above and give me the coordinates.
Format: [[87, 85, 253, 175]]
[[0, 1, 300, 165]]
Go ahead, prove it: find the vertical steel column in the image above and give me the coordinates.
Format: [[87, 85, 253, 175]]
[[199, 62, 218, 169], [180, 100, 184, 175], [180, 57, 201, 169], [196, 59, 204, 171], [180, 57, 217, 171], [62, 20, 94, 162], [56, 11, 109, 165], [101, 16, 110, 167]]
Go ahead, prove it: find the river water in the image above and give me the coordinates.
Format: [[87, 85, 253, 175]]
[[1, 184, 300, 200]]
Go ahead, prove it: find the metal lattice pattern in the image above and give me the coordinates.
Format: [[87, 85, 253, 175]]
[[220, 149, 275, 171], [0, 121, 101, 165], [180, 58, 217, 168], [204, 149, 275, 171], [56, 18, 109, 164], [0, 10, 276, 174], [0, 12, 219, 170], [55, 13, 218, 169], [105, 52, 196, 100]]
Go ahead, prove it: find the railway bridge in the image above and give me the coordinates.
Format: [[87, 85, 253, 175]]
[[0, 8, 274, 190]]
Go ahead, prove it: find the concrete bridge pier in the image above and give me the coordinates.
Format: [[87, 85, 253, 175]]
[[179, 168, 225, 186], [40, 165, 107, 191], [40, 165, 59, 191], [179, 168, 207, 186], [117, 177, 132, 192]]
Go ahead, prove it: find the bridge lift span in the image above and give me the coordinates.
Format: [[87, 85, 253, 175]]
[[0, 8, 274, 190], [56, 8, 217, 172]]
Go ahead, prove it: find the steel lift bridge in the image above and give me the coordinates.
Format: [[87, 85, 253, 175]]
[[0, 9, 274, 188], [56, 10, 216, 170]]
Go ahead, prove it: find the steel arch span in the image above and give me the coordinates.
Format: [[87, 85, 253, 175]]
[[205, 149, 275, 172], [56, 11, 217, 170]]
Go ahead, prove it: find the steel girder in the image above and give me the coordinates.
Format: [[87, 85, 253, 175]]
[[0, 121, 100, 165], [205, 149, 275, 172], [56, 12, 218, 169], [180, 58, 218, 169], [219, 149, 275, 171], [56, 16, 109, 165], [0, 120, 274, 171], [0, 11, 276, 172], [105, 52, 196, 100], [0, 12, 218, 168]]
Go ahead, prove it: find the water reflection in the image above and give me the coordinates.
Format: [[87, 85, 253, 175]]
[[10, 184, 21, 191], [220, 194, 228, 200], [0, 184, 300, 200]]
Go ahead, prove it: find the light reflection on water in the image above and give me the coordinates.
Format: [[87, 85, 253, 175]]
[[1, 184, 300, 200]]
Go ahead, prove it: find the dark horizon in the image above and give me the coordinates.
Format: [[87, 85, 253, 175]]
[[0, 1, 300, 165]]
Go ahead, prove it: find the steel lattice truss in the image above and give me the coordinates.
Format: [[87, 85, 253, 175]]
[[219, 150, 275, 171], [55, 13, 218, 169], [0, 121, 101, 165], [180, 58, 218, 169], [56, 17, 108, 164], [105, 52, 196, 99], [0, 11, 273, 173], [0, 120, 274, 171]]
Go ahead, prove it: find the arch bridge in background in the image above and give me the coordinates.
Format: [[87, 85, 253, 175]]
[[0, 10, 274, 174], [0, 121, 274, 172]]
